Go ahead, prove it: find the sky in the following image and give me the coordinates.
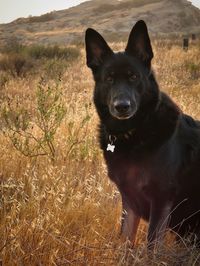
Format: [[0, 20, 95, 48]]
[[0, 0, 200, 24], [0, 0, 88, 23]]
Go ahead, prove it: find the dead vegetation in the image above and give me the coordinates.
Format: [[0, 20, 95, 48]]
[[0, 40, 200, 265]]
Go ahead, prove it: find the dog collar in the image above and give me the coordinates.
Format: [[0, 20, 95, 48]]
[[106, 129, 135, 153]]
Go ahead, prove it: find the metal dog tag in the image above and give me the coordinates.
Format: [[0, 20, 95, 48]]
[[107, 143, 115, 152], [107, 135, 116, 152]]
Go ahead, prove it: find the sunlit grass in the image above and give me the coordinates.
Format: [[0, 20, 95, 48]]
[[0, 40, 200, 265]]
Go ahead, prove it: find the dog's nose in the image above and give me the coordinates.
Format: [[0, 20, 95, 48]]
[[114, 100, 131, 113]]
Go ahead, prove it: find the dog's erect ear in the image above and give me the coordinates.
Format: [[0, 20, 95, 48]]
[[125, 20, 153, 69], [85, 28, 113, 69]]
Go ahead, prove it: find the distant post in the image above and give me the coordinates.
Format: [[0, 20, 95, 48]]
[[183, 38, 189, 51], [191, 34, 196, 41]]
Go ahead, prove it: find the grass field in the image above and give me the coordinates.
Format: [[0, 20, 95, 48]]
[[0, 39, 200, 265]]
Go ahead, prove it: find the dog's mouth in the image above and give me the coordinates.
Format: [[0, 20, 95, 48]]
[[111, 111, 135, 120]]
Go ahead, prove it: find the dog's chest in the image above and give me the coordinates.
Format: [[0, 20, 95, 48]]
[[105, 151, 154, 218], [105, 151, 148, 186]]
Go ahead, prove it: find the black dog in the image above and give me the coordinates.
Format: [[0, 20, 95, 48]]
[[85, 20, 200, 249]]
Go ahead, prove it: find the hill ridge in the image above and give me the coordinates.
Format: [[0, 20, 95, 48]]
[[0, 0, 200, 45]]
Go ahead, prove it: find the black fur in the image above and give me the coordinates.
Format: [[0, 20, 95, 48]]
[[85, 20, 200, 249]]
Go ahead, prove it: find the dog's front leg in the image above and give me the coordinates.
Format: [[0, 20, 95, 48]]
[[121, 197, 140, 245], [147, 199, 173, 250]]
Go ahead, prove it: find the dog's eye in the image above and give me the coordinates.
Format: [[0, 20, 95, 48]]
[[128, 71, 138, 82], [106, 76, 113, 83]]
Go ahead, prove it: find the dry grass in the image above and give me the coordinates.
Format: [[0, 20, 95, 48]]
[[0, 40, 200, 265]]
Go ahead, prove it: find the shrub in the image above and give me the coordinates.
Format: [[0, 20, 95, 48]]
[[44, 59, 68, 80], [1, 37, 26, 54], [28, 12, 54, 23], [2, 78, 66, 160], [0, 53, 33, 77], [93, 4, 114, 14], [0, 44, 80, 77], [118, 0, 160, 8], [27, 45, 80, 61], [1, 38, 80, 62], [0, 72, 10, 88], [185, 61, 200, 80], [93, 0, 161, 14]]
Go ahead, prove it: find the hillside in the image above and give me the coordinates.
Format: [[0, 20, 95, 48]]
[[0, 0, 200, 45]]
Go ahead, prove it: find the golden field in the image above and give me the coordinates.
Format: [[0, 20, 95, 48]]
[[0, 40, 200, 265]]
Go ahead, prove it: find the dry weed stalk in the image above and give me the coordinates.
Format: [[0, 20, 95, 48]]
[[0, 40, 200, 265]]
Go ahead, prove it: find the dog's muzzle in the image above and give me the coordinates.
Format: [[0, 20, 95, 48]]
[[110, 99, 136, 120]]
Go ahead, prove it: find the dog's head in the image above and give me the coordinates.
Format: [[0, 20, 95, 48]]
[[85, 20, 156, 122]]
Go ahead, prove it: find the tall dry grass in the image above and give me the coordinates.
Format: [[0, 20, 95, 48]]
[[0, 40, 200, 265]]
